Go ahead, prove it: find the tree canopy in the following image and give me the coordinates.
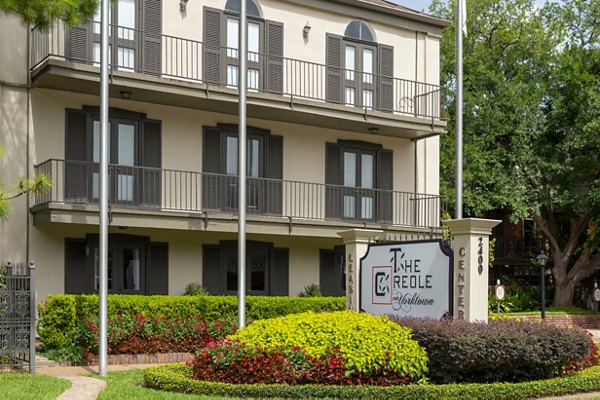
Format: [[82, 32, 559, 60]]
[[0, 0, 97, 28], [431, 0, 600, 305]]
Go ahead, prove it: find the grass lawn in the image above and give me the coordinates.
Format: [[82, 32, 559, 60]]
[[0, 373, 70, 400], [97, 369, 256, 400]]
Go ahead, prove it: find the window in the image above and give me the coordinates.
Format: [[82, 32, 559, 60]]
[[326, 21, 394, 111], [325, 140, 393, 223], [203, 1, 284, 93], [320, 246, 346, 297], [202, 124, 282, 215], [64, 107, 161, 207], [65, 0, 162, 75], [64, 235, 168, 295], [203, 241, 289, 296]]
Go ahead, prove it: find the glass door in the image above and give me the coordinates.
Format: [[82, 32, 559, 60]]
[[92, 242, 144, 294], [342, 149, 375, 221], [225, 16, 263, 90], [344, 43, 376, 109], [223, 134, 264, 213], [92, 0, 137, 71]]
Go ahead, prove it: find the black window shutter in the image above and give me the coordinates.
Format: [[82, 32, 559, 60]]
[[203, 8, 222, 84], [265, 20, 284, 94], [141, 119, 162, 207], [270, 247, 289, 296], [265, 135, 282, 215], [142, 0, 162, 75], [325, 142, 341, 219], [378, 149, 393, 223], [65, 109, 88, 202], [202, 127, 222, 210], [65, 25, 89, 62], [203, 245, 221, 294], [326, 34, 343, 104], [64, 239, 87, 294], [147, 242, 168, 294], [378, 44, 394, 112], [319, 249, 336, 296]]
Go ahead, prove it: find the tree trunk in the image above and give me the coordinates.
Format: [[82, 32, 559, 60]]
[[552, 280, 575, 307]]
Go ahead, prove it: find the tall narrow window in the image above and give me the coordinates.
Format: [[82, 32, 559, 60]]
[[203, 1, 284, 93], [326, 21, 392, 111]]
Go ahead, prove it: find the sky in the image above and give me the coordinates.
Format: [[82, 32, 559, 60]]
[[393, 0, 555, 14]]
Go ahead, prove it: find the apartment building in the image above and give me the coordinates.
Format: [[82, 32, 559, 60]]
[[0, 0, 447, 302]]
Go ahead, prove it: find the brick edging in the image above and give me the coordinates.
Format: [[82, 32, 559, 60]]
[[85, 352, 195, 366], [512, 315, 600, 329]]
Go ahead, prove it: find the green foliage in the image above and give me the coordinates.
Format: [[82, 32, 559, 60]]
[[488, 284, 553, 313], [43, 344, 85, 364], [145, 363, 600, 400], [37, 294, 346, 352], [0, 0, 98, 28], [230, 311, 428, 380], [298, 283, 321, 297], [0, 169, 51, 221], [432, 0, 600, 306], [182, 282, 208, 296]]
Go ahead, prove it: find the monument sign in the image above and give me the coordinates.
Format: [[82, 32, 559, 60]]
[[360, 240, 452, 319]]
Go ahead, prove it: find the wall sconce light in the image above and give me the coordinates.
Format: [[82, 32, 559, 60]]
[[368, 127, 379, 135], [119, 91, 132, 100], [303, 22, 311, 39], [180, 0, 188, 13]]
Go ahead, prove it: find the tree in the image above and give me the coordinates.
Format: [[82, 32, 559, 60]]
[[0, 145, 51, 220], [0, 0, 97, 28], [431, 0, 600, 306]]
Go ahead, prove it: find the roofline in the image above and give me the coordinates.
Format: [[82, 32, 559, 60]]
[[333, 0, 451, 28]]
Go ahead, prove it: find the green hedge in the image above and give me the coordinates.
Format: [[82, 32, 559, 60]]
[[144, 363, 600, 399], [37, 294, 345, 350]]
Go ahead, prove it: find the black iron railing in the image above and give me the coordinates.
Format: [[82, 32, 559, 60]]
[[35, 159, 443, 228], [31, 23, 442, 120]]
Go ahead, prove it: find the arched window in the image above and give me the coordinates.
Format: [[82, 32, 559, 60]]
[[326, 21, 393, 112], [344, 20, 376, 43], [203, 1, 283, 93], [224, 0, 262, 18]]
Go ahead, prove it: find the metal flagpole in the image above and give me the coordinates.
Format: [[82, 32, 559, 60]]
[[238, 0, 247, 328], [98, 0, 110, 377], [455, 0, 464, 220]]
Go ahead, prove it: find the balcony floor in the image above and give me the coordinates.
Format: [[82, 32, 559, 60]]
[[31, 58, 446, 140], [31, 201, 443, 240]]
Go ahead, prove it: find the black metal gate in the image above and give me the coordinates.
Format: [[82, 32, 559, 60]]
[[0, 262, 36, 372]]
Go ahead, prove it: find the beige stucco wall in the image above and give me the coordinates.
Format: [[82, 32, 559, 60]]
[[30, 88, 420, 191], [0, 86, 29, 264], [163, 0, 441, 86], [0, 16, 28, 85]]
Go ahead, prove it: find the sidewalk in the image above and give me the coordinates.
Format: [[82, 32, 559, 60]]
[[36, 363, 156, 400]]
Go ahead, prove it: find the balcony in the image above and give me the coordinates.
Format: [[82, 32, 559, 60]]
[[33, 159, 443, 236], [30, 23, 445, 140]]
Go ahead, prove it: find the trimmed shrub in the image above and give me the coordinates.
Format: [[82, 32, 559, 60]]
[[79, 314, 237, 356], [391, 317, 595, 384], [183, 282, 209, 296], [230, 311, 428, 381], [38, 294, 345, 351], [190, 339, 412, 386], [145, 363, 600, 399]]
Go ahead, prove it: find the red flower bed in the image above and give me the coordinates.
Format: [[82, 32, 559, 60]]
[[80, 314, 237, 357], [189, 340, 412, 386]]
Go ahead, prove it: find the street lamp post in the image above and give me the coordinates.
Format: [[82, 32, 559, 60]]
[[537, 251, 550, 320]]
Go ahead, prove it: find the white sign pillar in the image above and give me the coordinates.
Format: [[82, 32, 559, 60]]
[[444, 218, 500, 322], [338, 229, 382, 311]]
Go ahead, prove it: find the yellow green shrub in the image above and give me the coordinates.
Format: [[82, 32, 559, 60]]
[[229, 311, 428, 381]]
